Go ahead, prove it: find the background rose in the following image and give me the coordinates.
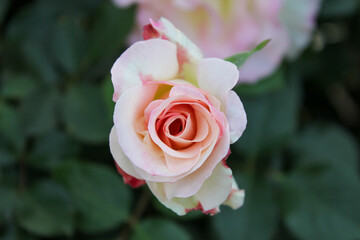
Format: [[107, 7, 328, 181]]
[[109, 18, 247, 215], [114, 0, 321, 83]]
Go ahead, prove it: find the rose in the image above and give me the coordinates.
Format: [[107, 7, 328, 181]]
[[113, 0, 321, 83], [109, 18, 246, 215]]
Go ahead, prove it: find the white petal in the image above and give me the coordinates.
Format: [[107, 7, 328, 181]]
[[147, 181, 198, 216], [196, 163, 233, 211], [223, 178, 245, 209], [111, 39, 178, 101], [109, 127, 143, 179], [197, 58, 239, 109], [150, 17, 203, 63], [226, 90, 247, 144]]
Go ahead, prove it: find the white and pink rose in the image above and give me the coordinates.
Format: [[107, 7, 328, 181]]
[[109, 18, 246, 215], [114, 0, 321, 83]]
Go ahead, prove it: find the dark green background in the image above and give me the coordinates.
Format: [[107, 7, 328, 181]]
[[0, 0, 360, 239]]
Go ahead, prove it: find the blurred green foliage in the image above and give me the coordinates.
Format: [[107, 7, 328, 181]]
[[0, 0, 360, 239]]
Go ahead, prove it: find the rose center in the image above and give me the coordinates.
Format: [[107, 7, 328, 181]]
[[168, 118, 184, 136]]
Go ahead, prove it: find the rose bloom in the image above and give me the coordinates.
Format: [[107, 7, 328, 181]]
[[114, 0, 321, 83], [109, 18, 247, 215]]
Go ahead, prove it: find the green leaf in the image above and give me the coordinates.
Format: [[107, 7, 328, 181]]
[[290, 124, 359, 175], [19, 88, 59, 136], [0, 72, 36, 100], [131, 218, 191, 240], [0, 186, 18, 226], [87, 2, 135, 63], [282, 168, 360, 240], [212, 175, 277, 240], [234, 79, 300, 158], [17, 181, 75, 237], [0, 103, 25, 152], [54, 161, 132, 233], [225, 39, 270, 68], [29, 131, 79, 170], [62, 83, 112, 143], [51, 18, 87, 74], [21, 39, 59, 84], [0, 149, 14, 168], [235, 68, 285, 96]]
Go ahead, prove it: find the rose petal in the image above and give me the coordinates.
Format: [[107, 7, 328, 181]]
[[148, 99, 216, 159], [109, 127, 143, 179], [226, 90, 247, 143], [197, 58, 239, 109], [114, 84, 181, 178], [223, 178, 245, 209], [115, 163, 145, 188], [162, 122, 229, 199], [148, 17, 203, 64], [196, 162, 233, 211], [147, 181, 199, 216], [111, 39, 178, 101]]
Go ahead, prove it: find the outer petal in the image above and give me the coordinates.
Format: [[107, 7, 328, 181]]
[[148, 162, 234, 215], [147, 17, 203, 63], [111, 39, 178, 101], [147, 181, 199, 216], [281, 0, 321, 58], [197, 58, 239, 109], [226, 90, 247, 143], [223, 178, 245, 209], [110, 127, 142, 179], [195, 162, 233, 211]]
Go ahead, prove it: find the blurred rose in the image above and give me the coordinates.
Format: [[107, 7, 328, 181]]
[[114, 0, 321, 83], [109, 18, 246, 215]]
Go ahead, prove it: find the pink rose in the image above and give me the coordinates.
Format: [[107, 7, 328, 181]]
[[109, 18, 246, 215], [114, 0, 321, 83]]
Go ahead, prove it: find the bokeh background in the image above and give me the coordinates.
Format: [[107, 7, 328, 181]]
[[1, 0, 360, 239]]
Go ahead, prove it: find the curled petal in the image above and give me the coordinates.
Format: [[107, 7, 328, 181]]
[[145, 17, 203, 64], [223, 178, 245, 209]]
